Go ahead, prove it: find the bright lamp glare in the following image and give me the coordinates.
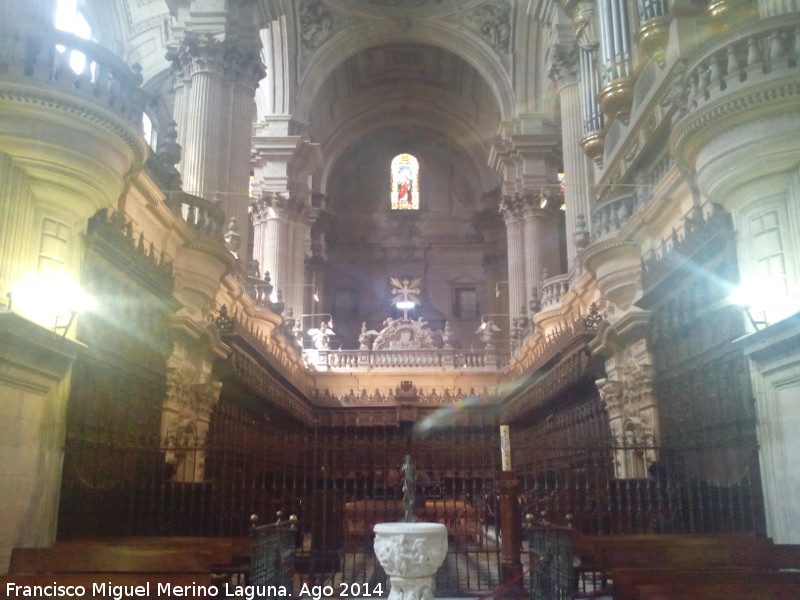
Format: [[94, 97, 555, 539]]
[[11, 272, 96, 328], [396, 300, 416, 309], [729, 278, 792, 327], [730, 280, 786, 308], [729, 285, 753, 307]]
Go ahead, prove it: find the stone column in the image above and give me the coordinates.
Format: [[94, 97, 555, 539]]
[[520, 194, 561, 309], [548, 41, 593, 273], [250, 192, 309, 316], [500, 197, 526, 331], [167, 30, 264, 254]]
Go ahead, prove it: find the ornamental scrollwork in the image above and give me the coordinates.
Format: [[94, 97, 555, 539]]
[[462, 0, 512, 56]]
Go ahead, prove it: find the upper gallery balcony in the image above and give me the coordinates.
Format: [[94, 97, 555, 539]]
[[0, 21, 149, 219], [0, 22, 146, 131]]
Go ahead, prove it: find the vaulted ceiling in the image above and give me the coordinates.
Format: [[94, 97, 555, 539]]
[[308, 41, 502, 190]]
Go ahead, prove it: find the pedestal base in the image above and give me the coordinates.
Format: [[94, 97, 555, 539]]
[[387, 575, 434, 600], [373, 522, 448, 600]]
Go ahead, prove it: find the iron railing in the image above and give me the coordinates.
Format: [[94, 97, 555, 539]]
[[59, 426, 762, 595]]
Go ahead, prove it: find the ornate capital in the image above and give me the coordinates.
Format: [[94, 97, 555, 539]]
[[597, 378, 624, 413], [250, 192, 308, 222], [167, 33, 265, 85], [547, 43, 579, 88], [499, 195, 524, 222]]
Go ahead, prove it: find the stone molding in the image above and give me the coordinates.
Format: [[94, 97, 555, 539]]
[[251, 192, 309, 222], [670, 78, 800, 167], [0, 84, 148, 174], [167, 32, 265, 85]]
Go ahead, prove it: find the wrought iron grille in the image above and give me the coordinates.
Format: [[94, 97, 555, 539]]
[[250, 515, 297, 591], [526, 521, 576, 600]]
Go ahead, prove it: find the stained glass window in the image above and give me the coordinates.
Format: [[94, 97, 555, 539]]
[[391, 153, 420, 210]]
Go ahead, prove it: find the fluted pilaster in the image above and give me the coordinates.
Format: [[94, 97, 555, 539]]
[[549, 41, 594, 271], [500, 197, 526, 331], [180, 69, 223, 198], [167, 31, 264, 254], [521, 194, 562, 310], [251, 192, 309, 311]]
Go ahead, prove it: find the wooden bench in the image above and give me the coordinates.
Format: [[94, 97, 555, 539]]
[[614, 568, 800, 600], [636, 577, 800, 600], [572, 534, 800, 600], [575, 533, 777, 570], [1, 542, 214, 599], [52, 536, 252, 585], [53, 536, 250, 566]]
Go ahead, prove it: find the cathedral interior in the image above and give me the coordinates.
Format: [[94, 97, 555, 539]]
[[1, 0, 800, 596]]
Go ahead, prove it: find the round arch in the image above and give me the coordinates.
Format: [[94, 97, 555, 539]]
[[291, 18, 515, 124], [318, 100, 499, 196]]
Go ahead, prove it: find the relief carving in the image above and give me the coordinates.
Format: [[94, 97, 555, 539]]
[[601, 340, 658, 453], [462, 1, 512, 55], [547, 43, 579, 87], [299, 0, 335, 51], [163, 364, 222, 482]]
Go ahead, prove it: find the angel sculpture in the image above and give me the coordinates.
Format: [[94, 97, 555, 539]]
[[358, 322, 379, 350], [476, 317, 501, 348], [308, 319, 335, 350]]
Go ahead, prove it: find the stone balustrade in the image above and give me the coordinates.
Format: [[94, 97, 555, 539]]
[[313, 349, 510, 371], [591, 190, 640, 240], [684, 18, 799, 115], [0, 23, 146, 129], [165, 192, 226, 241], [540, 273, 571, 309]]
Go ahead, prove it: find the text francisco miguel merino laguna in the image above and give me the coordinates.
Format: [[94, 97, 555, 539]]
[[5, 581, 289, 599]]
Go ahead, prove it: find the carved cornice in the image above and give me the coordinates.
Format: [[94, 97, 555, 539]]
[[670, 78, 800, 168], [312, 386, 501, 407], [0, 84, 148, 171], [581, 236, 639, 269]]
